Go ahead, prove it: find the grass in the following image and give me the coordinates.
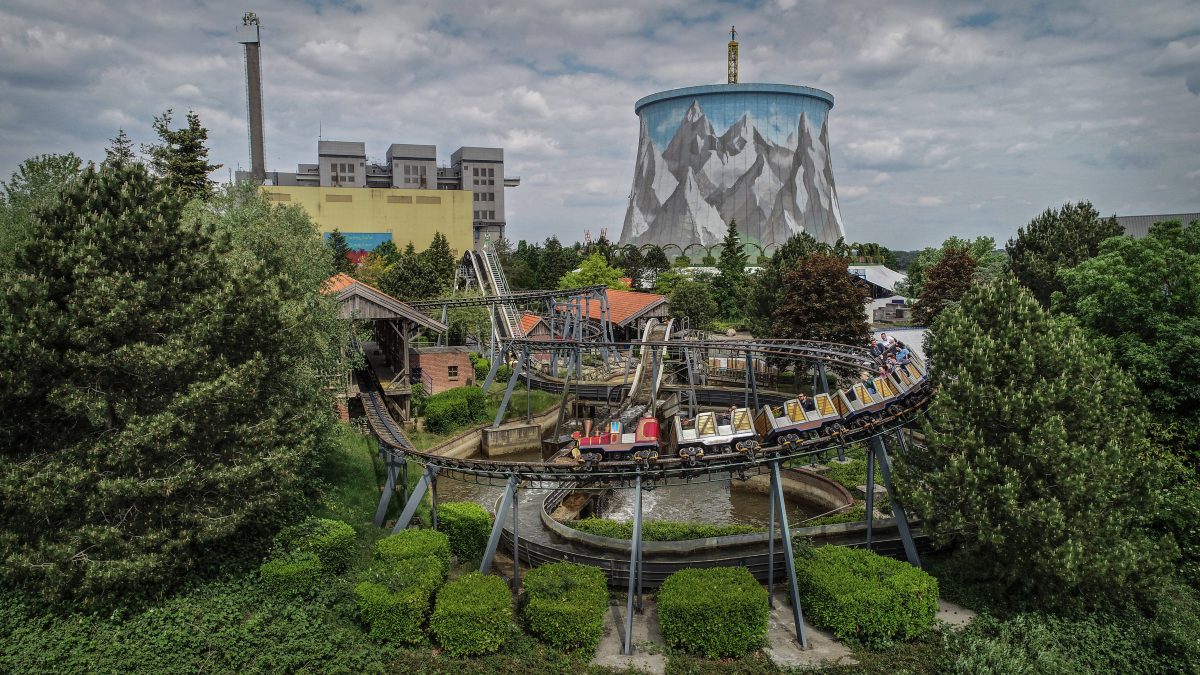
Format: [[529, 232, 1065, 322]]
[[409, 386, 560, 452]]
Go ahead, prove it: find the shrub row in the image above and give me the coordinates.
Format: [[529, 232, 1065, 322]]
[[438, 501, 493, 562], [794, 545, 938, 644], [658, 567, 769, 658], [522, 563, 608, 653], [430, 572, 513, 656], [259, 518, 357, 597], [567, 517, 761, 541], [354, 557, 446, 644], [375, 528, 452, 571], [424, 386, 489, 434]]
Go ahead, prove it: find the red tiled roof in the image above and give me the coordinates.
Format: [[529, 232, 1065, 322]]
[[586, 288, 668, 326], [518, 312, 545, 336], [322, 272, 357, 295]]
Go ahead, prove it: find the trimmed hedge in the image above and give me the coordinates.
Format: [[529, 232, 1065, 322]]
[[794, 545, 938, 643], [430, 573, 513, 656], [424, 386, 489, 434], [354, 557, 446, 644], [439, 501, 493, 562], [568, 518, 761, 541], [375, 529, 452, 571], [658, 567, 769, 658], [522, 563, 608, 653], [805, 504, 867, 527], [274, 517, 357, 573], [259, 551, 324, 598]]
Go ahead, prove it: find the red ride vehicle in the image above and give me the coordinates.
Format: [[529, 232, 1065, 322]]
[[572, 417, 660, 462]]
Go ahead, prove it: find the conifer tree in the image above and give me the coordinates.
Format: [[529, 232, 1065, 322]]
[[143, 109, 221, 202], [1005, 201, 1123, 306], [421, 231, 457, 295], [900, 278, 1174, 607], [327, 228, 353, 274], [713, 219, 748, 321], [0, 165, 339, 606], [104, 129, 136, 167], [913, 245, 977, 324]]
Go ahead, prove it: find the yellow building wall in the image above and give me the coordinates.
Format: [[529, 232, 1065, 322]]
[[264, 186, 473, 255]]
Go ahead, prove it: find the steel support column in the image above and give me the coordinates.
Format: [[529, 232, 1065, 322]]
[[868, 435, 921, 567], [746, 348, 760, 412], [373, 444, 401, 528], [481, 475, 518, 574], [865, 445, 876, 550], [511, 478, 521, 590], [482, 350, 503, 392], [430, 473, 439, 530], [622, 474, 644, 656], [767, 480, 776, 608], [392, 466, 439, 533], [492, 348, 526, 428], [770, 461, 810, 650]]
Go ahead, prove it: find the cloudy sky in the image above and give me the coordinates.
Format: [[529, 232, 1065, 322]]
[[1, 0, 1198, 249]]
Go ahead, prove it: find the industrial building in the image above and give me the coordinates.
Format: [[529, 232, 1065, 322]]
[[620, 29, 845, 254], [1115, 212, 1200, 238], [240, 142, 521, 254]]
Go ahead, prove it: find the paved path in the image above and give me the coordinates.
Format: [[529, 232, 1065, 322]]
[[591, 599, 667, 674], [764, 593, 857, 669]]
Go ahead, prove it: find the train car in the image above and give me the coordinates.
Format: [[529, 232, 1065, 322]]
[[833, 375, 905, 427], [671, 408, 757, 462], [754, 393, 841, 447], [572, 417, 660, 462]]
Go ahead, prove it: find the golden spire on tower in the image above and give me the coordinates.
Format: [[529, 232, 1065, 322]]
[[727, 25, 739, 84]]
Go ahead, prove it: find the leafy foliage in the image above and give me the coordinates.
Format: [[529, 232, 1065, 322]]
[[566, 518, 761, 541], [794, 546, 938, 644], [900, 278, 1174, 607], [668, 277, 719, 330], [375, 529, 452, 570], [354, 557, 446, 644], [713, 219, 748, 321], [423, 386, 489, 434], [274, 518, 358, 574], [804, 504, 868, 527], [765, 251, 870, 345], [747, 232, 832, 335], [437, 501, 492, 562], [260, 550, 325, 598], [0, 153, 83, 272], [658, 567, 768, 658], [558, 252, 629, 290], [1054, 219, 1200, 431], [430, 572, 514, 657], [912, 245, 977, 324], [521, 562, 608, 653], [899, 236, 1004, 298], [1005, 201, 1123, 306], [0, 165, 340, 607], [143, 109, 221, 202]]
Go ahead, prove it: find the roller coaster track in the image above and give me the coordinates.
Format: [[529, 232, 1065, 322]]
[[407, 285, 609, 310], [358, 337, 933, 485]]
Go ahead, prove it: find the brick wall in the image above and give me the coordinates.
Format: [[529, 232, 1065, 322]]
[[410, 349, 474, 394]]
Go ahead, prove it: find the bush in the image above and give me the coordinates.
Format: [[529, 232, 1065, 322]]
[[658, 567, 769, 658], [430, 572, 513, 656], [470, 354, 491, 382], [375, 529, 452, 570], [439, 501, 492, 562], [567, 518, 760, 541], [354, 557, 446, 644], [794, 546, 937, 644], [522, 563, 608, 653], [259, 551, 324, 598], [805, 504, 867, 527], [274, 518, 357, 573], [423, 386, 489, 434]]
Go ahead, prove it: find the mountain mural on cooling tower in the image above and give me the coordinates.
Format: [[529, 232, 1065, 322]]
[[621, 100, 845, 250]]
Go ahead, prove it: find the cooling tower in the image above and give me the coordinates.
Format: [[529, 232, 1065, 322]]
[[620, 83, 845, 253]]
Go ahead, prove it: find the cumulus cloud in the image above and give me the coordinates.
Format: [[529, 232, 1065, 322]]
[[0, 0, 1198, 249]]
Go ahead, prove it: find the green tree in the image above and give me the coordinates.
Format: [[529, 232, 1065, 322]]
[[713, 220, 748, 321], [0, 154, 83, 272], [421, 231, 457, 295], [143, 109, 221, 202], [614, 246, 647, 289], [747, 232, 832, 336], [899, 236, 1004, 298], [767, 251, 869, 344], [643, 245, 671, 286], [104, 129, 137, 167], [913, 245, 977, 324], [900, 278, 1174, 607], [538, 236, 580, 289], [0, 165, 341, 606], [558, 253, 629, 290], [1006, 201, 1123, 306], [326, 229, 353, 274], [1054, 219, 1200, 435], [379, 242, 440, 300], [669, 277, 718, 330], [372, 239, 399, 263]]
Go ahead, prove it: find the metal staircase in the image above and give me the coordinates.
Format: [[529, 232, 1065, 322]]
[[474, 243, 522, 338]]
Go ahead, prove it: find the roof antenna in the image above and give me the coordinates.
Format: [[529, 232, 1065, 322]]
[[727, 25, 739, 84]]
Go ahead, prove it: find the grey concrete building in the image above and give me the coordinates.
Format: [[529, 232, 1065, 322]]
[[1115, 212, 1199, 238], [247, 141, 520, 247]]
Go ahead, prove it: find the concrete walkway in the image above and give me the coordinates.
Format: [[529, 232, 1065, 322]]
[[591, 599, 667, 675], [937, 598, 977, 630], [764, 593, 857, 670]]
